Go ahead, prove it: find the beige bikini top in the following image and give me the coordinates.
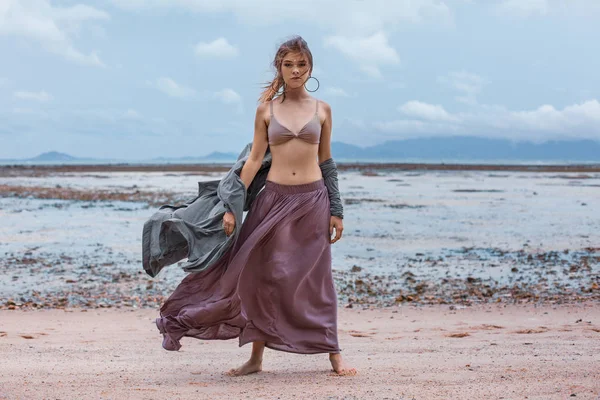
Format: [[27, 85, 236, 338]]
[[267, 99, 321, 146]]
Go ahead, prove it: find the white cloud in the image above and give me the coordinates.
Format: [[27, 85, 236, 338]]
[[0, 0, 109, 67], [497, 0, 548, 17], [343, 117, 367, 130], [123, 109, 142, 119], [324, 32, 400, 64], [399, 100, 460, 122], [194, 37, 238, 58], [495, 0, 600, 18], [374, 99, 600, 141], [324, 32, 400, 79], [324, 87, 351, 97], [311, 67, 324, 77], [150, 77, 196, 98], [507, 100, 600, 133], [438, 71, 487, 105], [214, 88, 243, 114], [109, 0, 452, 34], [359, 65, 383, 79], [374, 119, 461, 138], [214, 88, 241, 104], [563, 0, 600, 16], [375, 119, 430, 133], [14, 90, 53, 102]]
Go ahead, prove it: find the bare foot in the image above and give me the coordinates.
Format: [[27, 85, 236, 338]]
[[225, 359, 263, 377], [329, 353, 357, 376]]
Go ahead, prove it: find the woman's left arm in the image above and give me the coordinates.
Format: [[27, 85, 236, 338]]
[[318, 101, 343, 244], [318, 101, 333, 164]]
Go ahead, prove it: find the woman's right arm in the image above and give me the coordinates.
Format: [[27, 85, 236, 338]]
[[239, 102, 270, 188], [222, 102, 270, 236]]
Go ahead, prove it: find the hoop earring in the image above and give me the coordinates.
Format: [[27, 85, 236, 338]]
[[304, 76, 319, 92]]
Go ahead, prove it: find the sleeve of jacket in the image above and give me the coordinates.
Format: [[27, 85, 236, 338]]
[[141, 142, 272, 278], [318, 157, 344, 219]]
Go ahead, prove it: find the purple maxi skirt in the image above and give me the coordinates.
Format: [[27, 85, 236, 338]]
[[155, 178, 341, 354]]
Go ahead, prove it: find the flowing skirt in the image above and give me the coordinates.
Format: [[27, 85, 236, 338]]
[[155, 178, 341, 354]]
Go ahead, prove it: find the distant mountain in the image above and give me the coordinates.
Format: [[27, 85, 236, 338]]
[[330, 141, 366, 159], [199, 151, 239, 160], [0, 150, 239, 164], [331, 136, 600, 162], [149, 151, 238, 162], [29, 151, 80, 162], [2, 137, 599, 164], [0, 151, 96, 163]]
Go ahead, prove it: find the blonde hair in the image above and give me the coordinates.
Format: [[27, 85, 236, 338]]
[[258, 35, 314, 104]]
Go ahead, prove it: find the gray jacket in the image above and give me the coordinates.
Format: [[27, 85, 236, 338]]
[[142, 141, 343, 278]]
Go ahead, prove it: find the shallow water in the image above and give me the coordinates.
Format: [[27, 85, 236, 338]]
[[1, 169, 598, 305], [333, 171, 598, 262]]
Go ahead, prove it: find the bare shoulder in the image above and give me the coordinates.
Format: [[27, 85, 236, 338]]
[[318, 99, 332, 114], [256, 101, 269, 114], [255, 101, 270, 124], [317, 99, 332, 126]]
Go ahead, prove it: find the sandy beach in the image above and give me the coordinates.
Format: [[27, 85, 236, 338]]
[[1, 302, 599, 400], [1, 166, 599, 310], [1, 165, 598, 399], [4, 0, 600, 397]]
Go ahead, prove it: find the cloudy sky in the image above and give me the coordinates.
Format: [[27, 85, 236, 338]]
[[1, 0, 599, 159]]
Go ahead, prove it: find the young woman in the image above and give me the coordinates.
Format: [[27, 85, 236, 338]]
[[156, 35, 356, 377]]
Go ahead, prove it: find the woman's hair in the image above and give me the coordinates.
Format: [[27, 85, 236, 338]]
[[258, 35, 313, 104]]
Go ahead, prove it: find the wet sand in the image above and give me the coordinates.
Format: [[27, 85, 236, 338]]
[[2, 162, 600, 178], [1, 165, 599, 309], [0, 303, 599, 399]]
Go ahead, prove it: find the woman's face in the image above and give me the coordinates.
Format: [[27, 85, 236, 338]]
[[280, 51, 311, 89]]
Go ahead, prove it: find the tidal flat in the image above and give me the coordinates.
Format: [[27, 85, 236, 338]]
[[1, 165, 598, 309]]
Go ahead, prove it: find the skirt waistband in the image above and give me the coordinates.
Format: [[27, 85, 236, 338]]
[[264, 178, 325, 194]]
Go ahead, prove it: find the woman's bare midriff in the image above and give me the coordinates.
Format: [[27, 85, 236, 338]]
[[265, 140, 322, 185]]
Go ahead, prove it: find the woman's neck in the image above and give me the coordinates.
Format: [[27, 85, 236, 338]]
[[282, 85, 311, 102]]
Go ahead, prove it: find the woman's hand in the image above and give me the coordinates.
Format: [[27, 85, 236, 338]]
[[329, 216, 343, 244], [223, 211, 235, 236]]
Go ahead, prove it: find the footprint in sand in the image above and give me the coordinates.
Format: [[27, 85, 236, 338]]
[[349, 330, 374, 338], [469, 324, 505, 331], [445, 332, 471, 338], [20, 334, 36, 339], [18, 332, 48, 339], [513, 326, 549, 334]]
